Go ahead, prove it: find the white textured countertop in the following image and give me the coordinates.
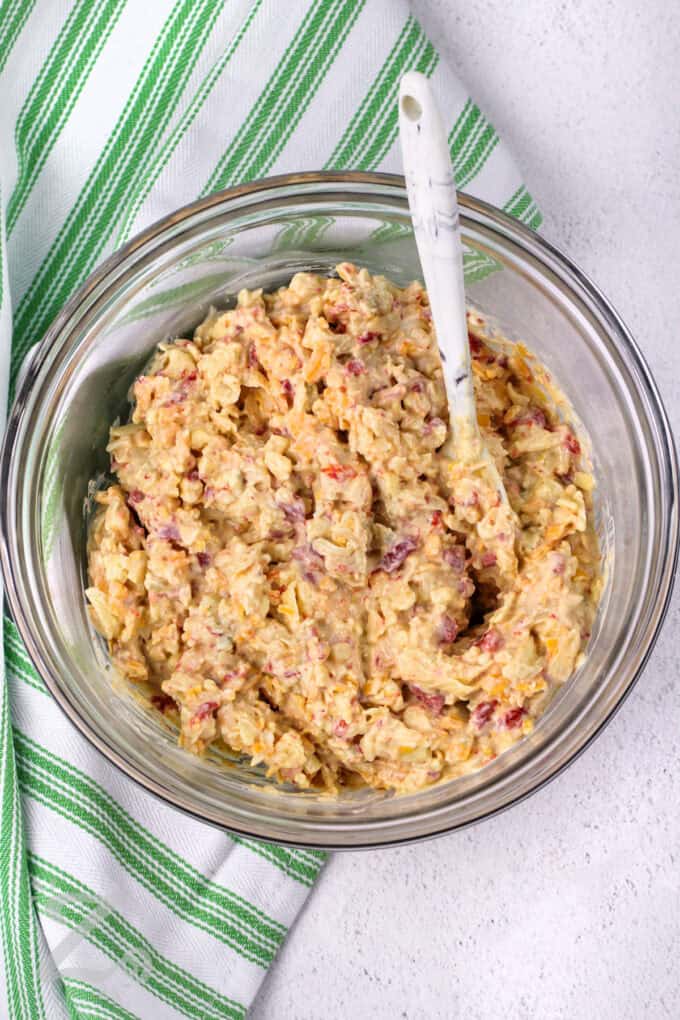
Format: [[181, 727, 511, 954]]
[[251, 3, 680, 1017]]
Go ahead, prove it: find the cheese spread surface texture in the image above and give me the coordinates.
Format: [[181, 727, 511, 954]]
[[86, 263, 601, 793]]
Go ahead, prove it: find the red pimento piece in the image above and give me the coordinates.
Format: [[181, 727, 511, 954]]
[[438, 614, 459, 644], [165, 372, 197, 405], [247, 343, 260, 368], [443, 546, 466, 571], [151, 693, 176, 713], [460, 489, 480, 509], [379, 535, 418, 573], [192, 701, 219, 724], [504, 706, 526, 729], [423, 416, 445, 436], [468, 334, 483, 355], [516, 407, 548, 429], [197, 552, 211, 567], [471, 699, 498, 729], [410, 379, 425, 393], [322, 464, 357, 482], [334, 720, 348, 738], [481, 551, 497, 568], [480, 628, 504, 653], [157, 522, 181, 541], [128, 489, 144, 505], [292, 543, 325, 583], [357, 331, 380, 345], [551, 553, 566, 575], [280, 498, 306, 522], [345, 358, 366, 376], [187, 469, 200, 482], [281, 378, 294, 403], [431, 510, 443, 528], [410, 686, 445, 716], [565, 431, 581, 456]]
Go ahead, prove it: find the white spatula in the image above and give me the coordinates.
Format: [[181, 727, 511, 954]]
[[398, 71, 510, 507]]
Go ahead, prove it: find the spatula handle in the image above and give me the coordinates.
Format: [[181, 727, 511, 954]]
[[398, 71, 476, 437]]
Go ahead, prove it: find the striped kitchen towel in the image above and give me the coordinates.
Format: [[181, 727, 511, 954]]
[[0, 2, 541, 1017]]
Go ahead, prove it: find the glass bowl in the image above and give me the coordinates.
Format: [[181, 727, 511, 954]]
[[1, 172, 677, 849]]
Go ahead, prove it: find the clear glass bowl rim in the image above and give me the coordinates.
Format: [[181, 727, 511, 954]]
[[1, 171, 678, 850]]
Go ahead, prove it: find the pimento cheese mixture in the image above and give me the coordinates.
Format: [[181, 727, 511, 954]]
[[86, 263, 601, 793]]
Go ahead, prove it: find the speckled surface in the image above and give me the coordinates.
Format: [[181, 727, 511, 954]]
[[250, 3, 680, 1017]]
